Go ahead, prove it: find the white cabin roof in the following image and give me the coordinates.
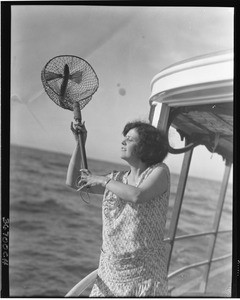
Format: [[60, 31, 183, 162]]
[[149, 50, 233, 162], [149, 50, 233, 107]]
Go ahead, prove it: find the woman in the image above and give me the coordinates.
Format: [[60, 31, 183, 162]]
[[66, 120, 170, 297]]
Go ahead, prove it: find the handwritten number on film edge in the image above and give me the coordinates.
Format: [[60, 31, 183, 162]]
[[2, 217, 9, 265]]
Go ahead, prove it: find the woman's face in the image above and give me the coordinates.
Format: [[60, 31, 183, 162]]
[[121, 128, 140, 162]]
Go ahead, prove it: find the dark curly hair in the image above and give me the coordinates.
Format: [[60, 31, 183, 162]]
[[122, 121, 169, 167]]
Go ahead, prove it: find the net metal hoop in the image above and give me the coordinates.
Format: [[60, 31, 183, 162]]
[[41, 55, 99, 111]]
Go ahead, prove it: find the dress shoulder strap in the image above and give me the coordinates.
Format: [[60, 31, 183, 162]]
[[136, 162, 170, 187], [109, 170, 128, 183]]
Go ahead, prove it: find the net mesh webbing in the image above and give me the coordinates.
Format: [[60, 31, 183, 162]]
[[41, 55, 99, 111]]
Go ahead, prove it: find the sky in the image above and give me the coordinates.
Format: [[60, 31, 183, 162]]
[[10, 5, 234, 181]]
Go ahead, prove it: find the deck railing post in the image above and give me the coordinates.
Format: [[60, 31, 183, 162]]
[[149, 102, 171, 131], [167, 146, 194, 271], [199, 160, 232, 293]]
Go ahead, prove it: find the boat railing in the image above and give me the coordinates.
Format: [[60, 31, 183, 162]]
[[164, 142, 232, 295], [168, 252, 232, 279], [166, 229, 232, 293], [167, 228, 231, 242], [65, 269, 98, 297]]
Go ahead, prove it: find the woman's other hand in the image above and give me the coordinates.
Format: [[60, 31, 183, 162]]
[[77, 169, 105, 190]]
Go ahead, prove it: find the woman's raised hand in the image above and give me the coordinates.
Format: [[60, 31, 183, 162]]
[[71, 122, 87, 144]]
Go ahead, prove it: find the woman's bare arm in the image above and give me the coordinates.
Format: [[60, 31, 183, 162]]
[[66, 122, 105, 195], [66, 142, 81, 188], [106, 166, 168, 203], [81, 165, 168, 203]]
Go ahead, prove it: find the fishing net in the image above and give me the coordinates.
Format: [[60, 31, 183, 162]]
[[41, 55, 99, 111]]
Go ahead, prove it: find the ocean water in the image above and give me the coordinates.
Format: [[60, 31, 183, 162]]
[[9, 145, 232, 297]]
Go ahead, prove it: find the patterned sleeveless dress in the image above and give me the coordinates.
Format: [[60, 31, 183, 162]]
[[90, 163, 170, 297]]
